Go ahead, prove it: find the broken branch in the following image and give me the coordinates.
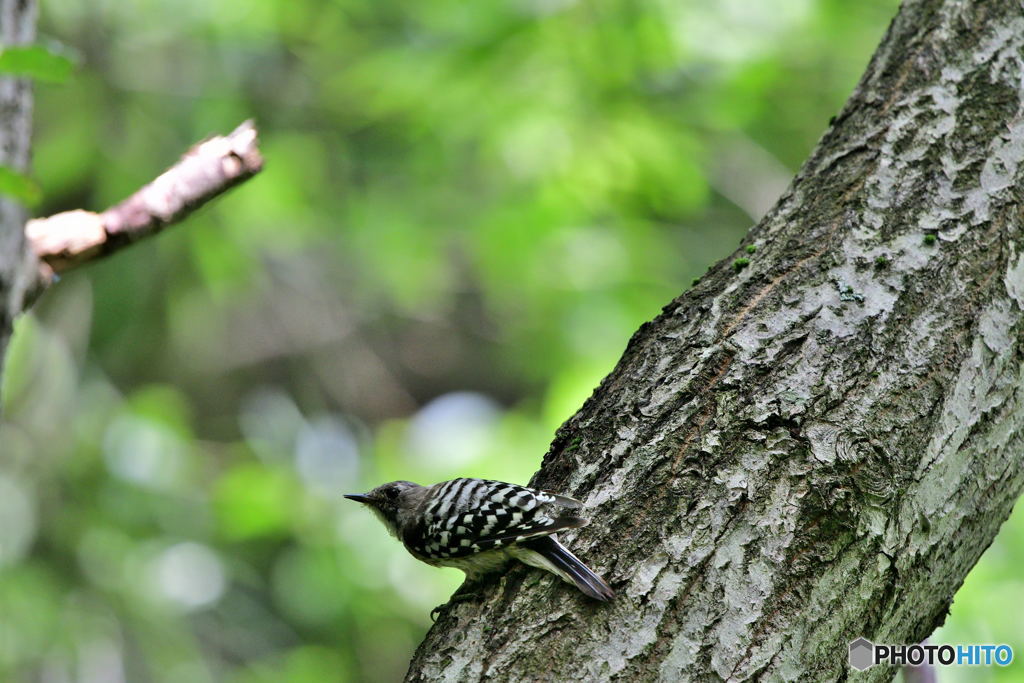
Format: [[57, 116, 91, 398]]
[[26, 119, 263, 275]]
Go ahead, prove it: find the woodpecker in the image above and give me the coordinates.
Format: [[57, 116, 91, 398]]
[[345, 478, 614, 602]]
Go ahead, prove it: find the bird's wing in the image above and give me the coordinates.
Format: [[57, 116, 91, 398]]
[[406, 478, 586, 560]]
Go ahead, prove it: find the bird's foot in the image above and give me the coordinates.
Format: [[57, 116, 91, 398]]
[[430, 590, 482, 622]]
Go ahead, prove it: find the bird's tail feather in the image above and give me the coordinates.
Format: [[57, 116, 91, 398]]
[[519, 535, 615, 601]]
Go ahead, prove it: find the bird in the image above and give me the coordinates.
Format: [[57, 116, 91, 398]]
[[344, 478, 614, 606]]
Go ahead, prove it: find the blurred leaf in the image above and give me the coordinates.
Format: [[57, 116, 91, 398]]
[[1, 314, 78, 430], [230, 646, 353, 683], [271, 546, 351, 626], [215, 464, 296, 540], [0, 45, 73, 83], [0, 165, 41, 206], [0, 565, 62, 668], [125, 384, 194, 439], [279, 646, 352, 683], [0, 314, 39, 412]]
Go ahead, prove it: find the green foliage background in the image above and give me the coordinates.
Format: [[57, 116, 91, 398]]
[[1, 0, 1020, 681]]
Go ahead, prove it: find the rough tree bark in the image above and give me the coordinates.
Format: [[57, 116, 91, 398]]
[[0, 0, 39, 380], [408, 1, 1024, 681]]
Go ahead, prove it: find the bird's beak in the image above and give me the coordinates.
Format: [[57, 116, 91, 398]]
[[344, 493, 373, 504]]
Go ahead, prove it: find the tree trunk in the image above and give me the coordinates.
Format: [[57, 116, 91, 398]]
[[0, 0, 38, 380], [406, 1, 1024, 680], [0, 7, 259, 386]]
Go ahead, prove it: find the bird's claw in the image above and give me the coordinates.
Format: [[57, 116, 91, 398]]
[[430, 591, 482, 622]]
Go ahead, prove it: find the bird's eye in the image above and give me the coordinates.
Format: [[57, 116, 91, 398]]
[[384, 486, 399, 499]]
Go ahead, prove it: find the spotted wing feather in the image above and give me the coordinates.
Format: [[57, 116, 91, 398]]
[[404, 478, 586, 560]]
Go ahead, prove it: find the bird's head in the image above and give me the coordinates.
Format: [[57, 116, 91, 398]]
[[345, 480, 422, 537]]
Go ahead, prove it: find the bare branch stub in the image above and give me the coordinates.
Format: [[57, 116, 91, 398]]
[[25, 119, 263, 275]]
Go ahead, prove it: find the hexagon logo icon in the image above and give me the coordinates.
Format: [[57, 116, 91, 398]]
[[849, 638, 875, 671]]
